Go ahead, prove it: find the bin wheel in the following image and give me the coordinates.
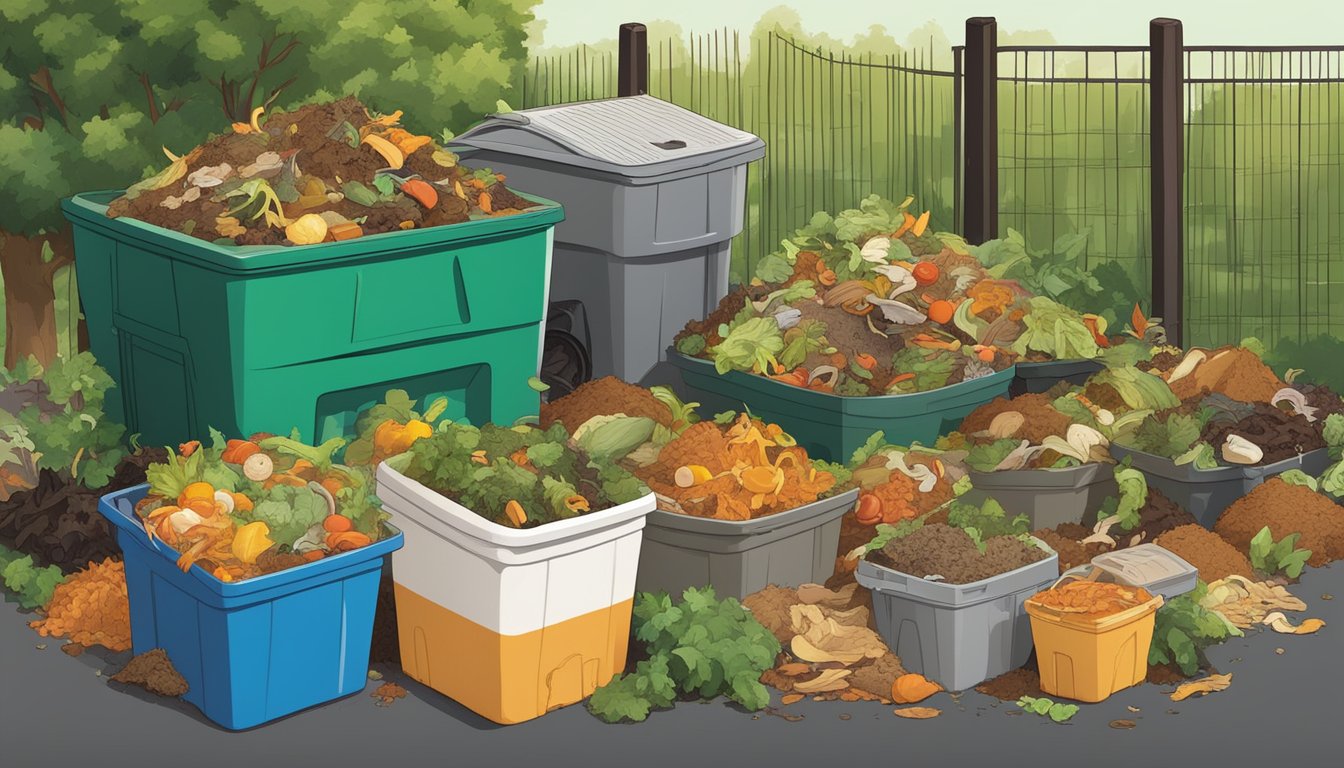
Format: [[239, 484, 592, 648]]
[[540, 328, 591, 403]]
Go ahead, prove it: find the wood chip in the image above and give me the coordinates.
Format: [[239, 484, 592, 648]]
[[1171, 673, 1233, 701], [781, 693, 805, 705], [1110, 719, 1138, 729], [893, 706, 941, 719]]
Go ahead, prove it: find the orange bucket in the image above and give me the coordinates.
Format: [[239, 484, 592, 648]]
[[1025, 575, 1164, 703]]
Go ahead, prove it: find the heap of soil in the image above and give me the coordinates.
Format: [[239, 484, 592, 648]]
[[106, 97, 534, 245], [976, 667, 1042, 701], [1033, 523, 1112, 573], [1153, 525, 1254, 582], [959, 393, 1073, 444], [538, 376, 674, 431], [1200, 404, 1325, 464], [0, 448, 166, 573], [846, 653, 908, 700], [869, 524, 1049, 584], [1215, 478, 1344, 567], [1033, 489, 1198, 572], [1170, 347, 1284, 404], [111, 649, 189, 697]]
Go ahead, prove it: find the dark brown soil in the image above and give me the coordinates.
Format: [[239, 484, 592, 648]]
[[1123, 488, 1200, 547], [1296, 384, 1344, 419], [1146, 349, 1183, 374], [847, 653, 908, 700], [110, 649, 189, 697], [369, 571, 400, 665], [539, 376, 674, 431], [0, 449, 166, 573], [975, 667, 1043, 701], [105, 97, 533, 244], [1200, 403, 1325, 465], [1215, 478, 1344, 567], [960, 393, 1074, 444], [1146, 663, 1190, 685], [1033, 524, 1113, 573], [868, 524, 1048, 584]]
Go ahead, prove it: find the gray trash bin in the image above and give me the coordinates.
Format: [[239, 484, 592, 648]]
[[454, 95, 764, 385]]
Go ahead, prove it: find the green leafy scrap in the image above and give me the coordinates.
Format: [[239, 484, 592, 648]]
[[1277, 469, 1319, 492], [1322, 460, 1344, 497], [779, 320, 829, 372], [1149, 582, 1241, 676], [588, 587, 780, 723], [0, 545, 66, 610], [1016, 696, 1080, 723], [675, 333, 707, 357], [1088, 367, 1179, 412], [709, 317, 785, 376], [963, 438, 1022, 472], [754, 253, 795, 284], [1122, 412, 1202, 460], [849, 431, 889, 467], [888, 347, 956, 394], [1010, 297, 1101, 361], [1323, 413, 1344, 459], [1174, 441, 1219, 470], [1248, 526, 1312, 579], [946, 497, 1030, 544], [1113, 465, 1149, 531]]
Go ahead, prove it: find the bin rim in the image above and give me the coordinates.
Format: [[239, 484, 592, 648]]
[[1013, 358, 1105, 377], [1109, 443, 1329, 481], [62, 189, 564, 274], [668, 349, 1017, 417], [646, 488, 858, 536], [856, 536, 1058, 603], [376, 461, 656, 549], [98, 484, 403, 599], [1025, 592, 1164, 632]]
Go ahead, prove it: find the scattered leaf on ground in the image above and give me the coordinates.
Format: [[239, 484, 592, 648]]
[[1110, 719, 1138, 729], [367, 669, 383, 680], [893, 707, 941, 719], [1171, 673, 1233, 701], [372, 682, 407, 707], [765, 706, 804, 722], [1126, 706, 1140, 713], [1322, 594, 1333, 600], [1262, 611, 1326, 635], [781, 693, 805, 705]]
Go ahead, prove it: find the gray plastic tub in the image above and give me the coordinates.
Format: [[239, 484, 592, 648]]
[[1110, 445, 1331, 528], [1059, 544, 1198, 600], [636, 489, 858, 601], [967, 463, 1117, 529], [856, 538, 1058, 691], [454, 96, 765, 386], [1010, 359, 1104, 396]]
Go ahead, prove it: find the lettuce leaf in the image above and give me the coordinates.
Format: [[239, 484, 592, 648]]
[[1010, 297, 1100, 361], [708, 317, 785, 375]]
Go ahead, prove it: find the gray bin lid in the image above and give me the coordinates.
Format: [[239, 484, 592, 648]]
[[453, 95, 764, 179], [1061, 543, 1198, 599]]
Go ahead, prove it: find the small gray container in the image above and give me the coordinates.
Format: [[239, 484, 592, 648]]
[[1110, 445, 1331, 528], [856, 538, 1058, 692], [636, 489, 858, 601], [454, 96, 765, 386], [1009, 359, 1104, 396], [1059, 544, 1198, 600], [967, 463, 1117, 529]]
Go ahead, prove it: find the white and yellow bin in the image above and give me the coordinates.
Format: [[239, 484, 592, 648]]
[[375, 462, 655, 724]]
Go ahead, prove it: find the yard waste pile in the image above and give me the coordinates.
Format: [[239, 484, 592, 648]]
[[134, 432, 387, 581], [539, 376, 678, 432], [29, 557, 131, 652], [1215, 477, 1344, 566], [743, 582, 912, 704], [673, 195, 1161, 399], [0, 354, 165, 572], [106, 97, 537, 245]]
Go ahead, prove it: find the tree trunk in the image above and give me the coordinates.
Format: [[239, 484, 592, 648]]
[[1, 228, 73, 369]]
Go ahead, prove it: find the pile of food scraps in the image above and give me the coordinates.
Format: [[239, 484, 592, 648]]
[[539, 376, 678, 432], [110, 649, 190, 698], [867, 523, 1049, 583], [29, 558, 131, 652], [135, 432, 387, 582], [1028, 580, 1154, 617], [743, 582, 913, 703], [106, 97, 537, 246], [394, 419, 650, 528], [1152, 525, 1255, 583], [955, 389, 1116, 472], [1215, 478, 1344, 566], [1033, 484, 1199, 573], [635, 414, 838, 521], [1118, 391, 1325, 468]]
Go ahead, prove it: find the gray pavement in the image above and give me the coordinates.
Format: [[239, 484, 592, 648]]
[[1, 565, 1340, 768]]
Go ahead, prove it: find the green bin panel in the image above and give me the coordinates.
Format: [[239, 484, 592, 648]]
[[64, 190, 562, 445]]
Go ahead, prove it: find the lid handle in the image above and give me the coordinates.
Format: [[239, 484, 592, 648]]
[[491, 112, 531, 125], [652, 139, 687, 150]]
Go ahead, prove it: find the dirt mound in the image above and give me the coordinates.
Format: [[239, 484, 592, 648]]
[[1215, 478, 1344, 567], [539, 376, 673, 431], [1200, 403, 1325, 464], [111, 649, 189, 697], [1170, 347, 1284, 404], [960, 393, 1074, 444], [1154, 525, 1254, 582], [869, 524, 1049, 584]]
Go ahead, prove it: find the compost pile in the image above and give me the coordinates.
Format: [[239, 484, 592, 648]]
[[1215, 478, 1344, 567], [953, 388, 1115, 471], [135, 433, 388, 582], [106, 97, 536, 246], [744, 582, 910, 703], [110, 649, 189, 698], [397, 420, 649, 528], [1153, 525, 1254, 583], [29, 557, 132, 651], [868, 524, 1048, 583], [1028, 581, 1153, 617], [540, 376, 676, 431], [635, 415, 838, 521], [1117, 391, 1325, 468], [1166, 346, 1286, 404]]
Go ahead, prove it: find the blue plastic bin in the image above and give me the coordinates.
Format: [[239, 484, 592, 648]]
[[99, 484, 403, 730]]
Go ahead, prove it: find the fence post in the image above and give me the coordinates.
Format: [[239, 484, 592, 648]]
[[963, 17, 998, 245], [1150, 18, 1184, 346], [618, 23, 649, 96]]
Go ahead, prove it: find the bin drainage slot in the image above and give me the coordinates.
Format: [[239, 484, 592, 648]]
[[651, 140, 687, 150]]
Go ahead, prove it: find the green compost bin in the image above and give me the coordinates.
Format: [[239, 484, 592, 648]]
[[63, 190, 563, 446], [667, 351, 1015, 462]]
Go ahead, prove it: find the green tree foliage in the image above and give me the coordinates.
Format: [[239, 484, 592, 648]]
[[0, 0, 540, 364]]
